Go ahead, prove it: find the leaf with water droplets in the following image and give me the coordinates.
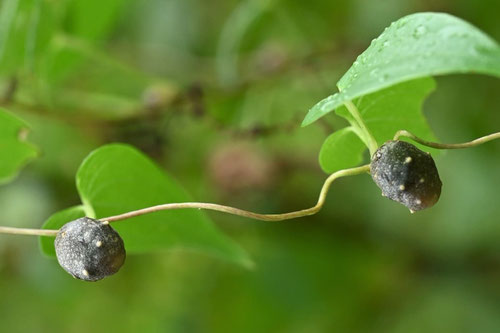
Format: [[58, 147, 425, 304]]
[[303, 12, 500, 126]]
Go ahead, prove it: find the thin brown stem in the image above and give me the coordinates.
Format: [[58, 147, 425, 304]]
[[0, 165, 370, 236], [101, 164, 371, 223], [0, 226, 58, 236], [394, 130, 500, 149]]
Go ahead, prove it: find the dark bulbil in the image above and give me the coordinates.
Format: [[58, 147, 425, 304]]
[[370, 140, 442, 212], [55, 217, 126, 281]]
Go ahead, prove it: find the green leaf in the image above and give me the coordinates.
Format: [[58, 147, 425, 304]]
[[319, 127, 366, 173], [336, 77, 438, 151], [0, 108, 38, 184], [303, 12, 500, 126], [70, 144, 251, 267], [39, 205, 86, 257]]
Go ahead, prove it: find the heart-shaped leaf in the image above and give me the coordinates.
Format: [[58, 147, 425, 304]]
[[41, 144, 252, 267]]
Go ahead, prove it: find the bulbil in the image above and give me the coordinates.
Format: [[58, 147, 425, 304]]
[[370, 140, 442, 212], [55, 217, 126, 281]]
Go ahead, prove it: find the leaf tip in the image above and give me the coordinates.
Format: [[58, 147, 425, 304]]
[[301, 116, 313, 127], [301, 108, 321, 127]]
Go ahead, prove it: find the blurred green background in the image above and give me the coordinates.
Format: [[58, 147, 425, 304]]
[[0, 0, 499, 332]]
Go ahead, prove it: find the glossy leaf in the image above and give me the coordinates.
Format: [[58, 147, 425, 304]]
[[319, 127, 366, 173], [0, 108, 38, 184], [303, 12, 500, 126], [39, 205, 86, 257], [73, 144, 251, 266]]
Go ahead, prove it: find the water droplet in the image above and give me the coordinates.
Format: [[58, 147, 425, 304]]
[[469, 45, 482, 57], [396, 18, 408, 28], [383, 41, 390, 47], [460, 32, 470, 39], [413, 25, 427, 39], [370, 68, 380, 77], [422, 50, 433, 58], [427, 39, 436, 47], [377, 73, 390, 83]]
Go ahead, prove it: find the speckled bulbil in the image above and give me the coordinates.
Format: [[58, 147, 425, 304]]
[[55, 217, 126, 281], [370, 140, 442, 212]]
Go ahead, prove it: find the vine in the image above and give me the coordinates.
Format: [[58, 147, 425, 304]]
[[1, 12, 499, 282]]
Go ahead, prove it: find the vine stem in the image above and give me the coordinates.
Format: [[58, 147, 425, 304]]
[[0, 165, 371, 236], [101, 165, 371, 223], [0, 226, 58, 237], [394, 130, 500, 149], [344, 101, 378, 156], [2, 130, 498, 237]]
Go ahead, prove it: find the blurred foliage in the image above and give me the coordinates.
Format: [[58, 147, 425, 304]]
[[0, 108, 37, 182], [0, 0, 499, 332]]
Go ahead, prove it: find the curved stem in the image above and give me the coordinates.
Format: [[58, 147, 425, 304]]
[[101, 164, 371, 223], [0, 226, 58, 236], [344, 101, 378, 156], [0, 165, 370, 236], [394, 130, 500, 149]]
